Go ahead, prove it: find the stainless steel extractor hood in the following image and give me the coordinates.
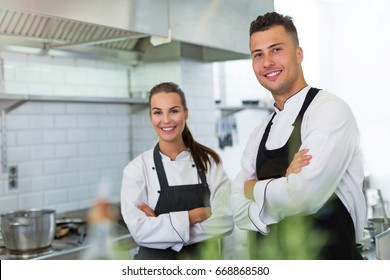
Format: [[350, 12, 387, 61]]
[[0, 0, 274, 64]]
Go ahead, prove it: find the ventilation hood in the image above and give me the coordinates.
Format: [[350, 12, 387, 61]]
[[0, 0, 274, 64]]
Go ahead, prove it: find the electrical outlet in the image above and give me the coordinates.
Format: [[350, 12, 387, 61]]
[[8, 165, 18, 189]]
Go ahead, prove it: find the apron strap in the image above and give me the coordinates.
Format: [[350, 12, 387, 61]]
[[153, 144, 169, 188], [153, 143, 208, 189], [292, 87, 320, 126]]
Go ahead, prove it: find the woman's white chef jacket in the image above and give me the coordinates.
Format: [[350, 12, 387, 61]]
[[121, 148, 234, 252], [231, 86, 367, 240]]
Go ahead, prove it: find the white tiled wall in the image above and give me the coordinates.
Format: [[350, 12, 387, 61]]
[[0, 51, 217, 215], [1, 52, 129, 98]]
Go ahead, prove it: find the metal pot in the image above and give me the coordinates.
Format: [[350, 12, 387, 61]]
[[366, 218, 390, 239], [0, 209, 56, 251]]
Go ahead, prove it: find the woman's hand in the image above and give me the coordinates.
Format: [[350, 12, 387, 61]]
[[137, 202, 157, 217], [188, 207, 212, 226], [285, 149, 312, 177]]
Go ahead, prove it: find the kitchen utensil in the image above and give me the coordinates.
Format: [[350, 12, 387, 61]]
[[377, 189, 389, 224], [366, 218, 390, 239], [375, 227, 390, 259], [0, 209, 56, 251]]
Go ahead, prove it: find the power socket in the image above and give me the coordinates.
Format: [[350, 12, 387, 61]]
[[8, 165, 18, 189]]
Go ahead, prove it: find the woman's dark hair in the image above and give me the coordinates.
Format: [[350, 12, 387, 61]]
[[149, 82, 221, 172], [250, 12, 299, 46]]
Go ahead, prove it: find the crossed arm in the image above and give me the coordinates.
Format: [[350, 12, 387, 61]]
[[244, 149, 312, 201]]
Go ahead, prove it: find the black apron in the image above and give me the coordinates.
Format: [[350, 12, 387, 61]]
[[135, 144, 220, 260], [251, 87, 362, 260]]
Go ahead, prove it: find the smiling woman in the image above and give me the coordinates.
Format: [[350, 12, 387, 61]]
[[120, 82, 234, 260]]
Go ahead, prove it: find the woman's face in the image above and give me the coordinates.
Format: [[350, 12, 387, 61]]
[[150, 92, 188, 145]]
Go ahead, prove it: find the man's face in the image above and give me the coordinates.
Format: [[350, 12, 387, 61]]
[[250, 25, 304, 97]]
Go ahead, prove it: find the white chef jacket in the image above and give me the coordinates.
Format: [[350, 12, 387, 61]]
[[231, 86, 366, 240], [121, 148, 234, 252]]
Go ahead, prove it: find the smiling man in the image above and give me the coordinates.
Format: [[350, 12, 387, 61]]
[[230, 12, 366, 259]]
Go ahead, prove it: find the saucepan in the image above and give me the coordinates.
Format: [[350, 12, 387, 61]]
[[0, 209, 56, 251]]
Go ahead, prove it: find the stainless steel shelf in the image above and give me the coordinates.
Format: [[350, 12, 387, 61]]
[[0, 94, 148, 173], [0, 94, 148, 112]]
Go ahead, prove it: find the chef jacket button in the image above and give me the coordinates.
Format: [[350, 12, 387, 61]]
[[192, 164, 195, 167], [152, 167, 155, 170]]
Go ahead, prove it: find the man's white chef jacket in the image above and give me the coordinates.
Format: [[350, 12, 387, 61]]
[[231, 86, 367, 240]]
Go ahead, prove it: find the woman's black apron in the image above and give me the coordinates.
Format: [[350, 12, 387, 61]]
[[251, 87, 362, 259], [135, 144, 220, 260]]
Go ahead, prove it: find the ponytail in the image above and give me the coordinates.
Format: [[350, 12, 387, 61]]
[[182, 124, 221, 172]]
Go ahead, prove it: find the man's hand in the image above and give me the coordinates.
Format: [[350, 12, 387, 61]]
[[244, 179, 258, 200], [285, 149, 312, 177]]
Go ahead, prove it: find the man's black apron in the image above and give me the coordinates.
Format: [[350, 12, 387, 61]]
[[135, 144, 220, 260], [251, 87, 362, 259]]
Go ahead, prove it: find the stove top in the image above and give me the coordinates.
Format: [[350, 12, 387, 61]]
[[0, 239, 81, 260]]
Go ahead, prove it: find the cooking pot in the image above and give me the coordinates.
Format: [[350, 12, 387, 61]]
[[366, 218, 390, 239], [0, 209, 56, 251]]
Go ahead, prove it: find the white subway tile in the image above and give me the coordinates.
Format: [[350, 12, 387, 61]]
[[68, 185, 92, 200], [19, 192, 44, 209], [44, 188, 69, 205], [98, 115, 119, 127], [77, 115, 99, 128], [42, 103, 66, 114], [54, 115, 78, 128], [18, 161, 43, 177], [67, 158, 89, 172], [98, 142, 118, 155], [67, 129, 89, 142], [55, 144, 78, 158], [29, 115, 54, 129], [6, 115, 31, 129], [0, 196, 19, 212], [7, 146, 31, 162], [30, 145, 54, 160], [43, 159, 67, 174], [79, 142, 99, 156], [87, 129, 109, 141], [31, 176, 56, 191], [56, 173, 78, 188], [43, 130, 66, 144], [55, 202, 80, 214], [79, 170, 100, 185], [6, 131, 17, 145], [16, 130, 43, 145]]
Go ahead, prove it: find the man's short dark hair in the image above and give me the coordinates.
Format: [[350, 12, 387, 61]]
[[249, 12, 299, 46]]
